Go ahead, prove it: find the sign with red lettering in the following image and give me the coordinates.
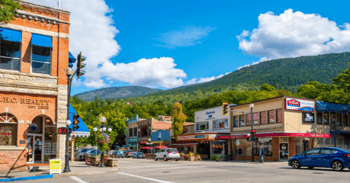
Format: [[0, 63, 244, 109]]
[[285, 98, 315, 112]]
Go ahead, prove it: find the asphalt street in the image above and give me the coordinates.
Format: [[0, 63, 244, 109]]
[[19, 158, 350, 183]]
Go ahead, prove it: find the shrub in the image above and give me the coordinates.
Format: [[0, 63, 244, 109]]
[[210, 155, 217, 160], [189, 152, 194, 156]]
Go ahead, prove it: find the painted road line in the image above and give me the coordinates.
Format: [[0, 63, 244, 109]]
[[70, 176, 88, 183], [118, 172, 173, 183], [121, 165, 206, 173]]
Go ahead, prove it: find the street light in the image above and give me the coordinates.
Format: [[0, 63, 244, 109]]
[[249, 103, 255, 162], [146, 137, 153, 157], [94, 115, 112, 167]]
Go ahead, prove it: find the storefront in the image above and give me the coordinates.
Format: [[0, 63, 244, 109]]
[[127, 137, 138, 151]]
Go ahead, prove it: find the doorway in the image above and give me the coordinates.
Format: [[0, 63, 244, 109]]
[[279, 143, 289, 161], [26, 135, 43, 163]]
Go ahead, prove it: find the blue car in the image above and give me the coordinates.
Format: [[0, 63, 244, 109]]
[[288, 147, 350, 171], [133, 152, 146, 159]]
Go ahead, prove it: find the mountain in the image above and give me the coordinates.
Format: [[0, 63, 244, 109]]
[[75, 86, 163, 101], [124, 52, 350, 105]]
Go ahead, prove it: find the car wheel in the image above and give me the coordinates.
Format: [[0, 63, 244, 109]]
[[291, 160, 301, 169], [308, 167, 314, 169], [155, 157, 158, 161], [175, 159, 179, 161], [332, 161, 344, 171], [164, 156, 168, 161]]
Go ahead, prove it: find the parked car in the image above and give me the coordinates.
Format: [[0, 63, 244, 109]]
[[111, 150, 125, 158], [125, 150, 136, 158], [133, 152, 146, 159], [87, 149, 101, 157], [154, 148, 180, 161], [289, 147, 350, 171], [76, 148, 94, 161]]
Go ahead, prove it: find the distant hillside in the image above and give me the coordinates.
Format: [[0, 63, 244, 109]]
[[76, 86, 162, 101], [124, 52, 350, 105]]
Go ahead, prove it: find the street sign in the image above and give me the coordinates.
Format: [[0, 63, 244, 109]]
[[50, 159, 61, 174]]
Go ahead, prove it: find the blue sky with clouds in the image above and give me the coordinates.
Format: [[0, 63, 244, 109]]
[[28, 0, 350, 95]]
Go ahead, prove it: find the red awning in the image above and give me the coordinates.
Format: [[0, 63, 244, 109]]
[[218, 132, 332, 140], [155, 145, 168, 149]]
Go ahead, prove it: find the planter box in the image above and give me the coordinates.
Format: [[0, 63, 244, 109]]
[[189, 156, 195, 161], [91, 157, 100, 166], [180, 155, 185, 161], [106, 158, 118, 167]]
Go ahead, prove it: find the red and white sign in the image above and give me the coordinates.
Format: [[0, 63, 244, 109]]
[[217, 132, 331, 139], [285, 98, 315, 112]]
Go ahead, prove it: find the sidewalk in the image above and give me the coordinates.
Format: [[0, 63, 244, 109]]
[[0, 161, 119, 181]]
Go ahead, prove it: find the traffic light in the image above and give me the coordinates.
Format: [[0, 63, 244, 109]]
[[76, 52, 87, 79], [247, 132, 252, 141], [73, 114, 80, 131], [58, 127, 67, 134], [222, 103, 228, 115], [252, 129, 256, 140]]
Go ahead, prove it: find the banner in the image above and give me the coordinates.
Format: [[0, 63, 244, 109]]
[[285, 98, 315, 112], [50, 159, 61, 174]]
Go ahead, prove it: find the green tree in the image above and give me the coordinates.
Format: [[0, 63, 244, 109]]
[[171, 102, 187, 141], [0, 0, 22, 23], [260, 84, 276, 91], [333, 65, 350, 92]]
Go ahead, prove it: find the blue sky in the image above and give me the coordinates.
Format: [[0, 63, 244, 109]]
[[29, 0, 350, 95]]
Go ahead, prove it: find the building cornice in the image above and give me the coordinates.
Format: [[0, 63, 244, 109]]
[[16, 10, 70, 25], [0, 24, 69, 39], [19, 0, 71, 14]]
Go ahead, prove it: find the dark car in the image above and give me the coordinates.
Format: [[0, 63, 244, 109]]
[[289, 147, 350, 171]]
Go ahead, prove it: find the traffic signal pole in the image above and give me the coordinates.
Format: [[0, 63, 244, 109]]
[[250, 107, 254, 162]]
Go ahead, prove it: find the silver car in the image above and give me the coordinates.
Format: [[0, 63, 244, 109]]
[[155, 148, 180, 161]]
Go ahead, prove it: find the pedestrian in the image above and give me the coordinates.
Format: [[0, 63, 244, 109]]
[[259, 147, 264, 164]]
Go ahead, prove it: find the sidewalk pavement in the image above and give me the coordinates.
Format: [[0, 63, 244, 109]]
[[0, 161, 119, 181]]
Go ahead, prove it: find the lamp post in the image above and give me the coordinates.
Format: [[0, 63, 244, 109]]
[[146, 138, 153, 156], [63, 67, 74, 173], [93, 116, 112, 167], [249, 103, 255, 163]]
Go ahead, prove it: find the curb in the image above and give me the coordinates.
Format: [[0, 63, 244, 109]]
[[0, 174, 53, 182]]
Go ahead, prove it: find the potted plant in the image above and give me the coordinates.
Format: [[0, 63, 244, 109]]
[[216, 155, 222, 162], [194, 153, 202, 161], [210, 155, 217, 161], [180, 153, 185, 160], [90, 156, 100, 166], [185, 154, 189, 160]]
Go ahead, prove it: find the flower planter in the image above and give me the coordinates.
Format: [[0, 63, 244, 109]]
[[189, 155, 195, 161], [180, 155, 185, 161], [185, 154, 189, 160], [91, 157, 100, 166], [106, 158, 118, 167]]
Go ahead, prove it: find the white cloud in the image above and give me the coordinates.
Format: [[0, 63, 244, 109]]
[[185, 72, 229, 85], [237, 9, 350, 61], [156, 25, 216, 48], [99, 57, 187, 88]]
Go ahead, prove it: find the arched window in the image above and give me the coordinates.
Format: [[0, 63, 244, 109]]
[[0, 113, 18, 146]]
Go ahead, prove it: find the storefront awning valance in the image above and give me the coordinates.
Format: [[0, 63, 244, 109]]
[[31, 33, 52, 48], [68, 104, 90, 138], [0, 28, 21, 42], [316, 101, 350, 113]]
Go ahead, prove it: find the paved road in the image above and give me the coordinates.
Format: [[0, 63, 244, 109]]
[[20, 158, 350, 183]]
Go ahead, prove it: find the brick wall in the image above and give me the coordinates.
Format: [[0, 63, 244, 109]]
[[289, 137, 296, 157]]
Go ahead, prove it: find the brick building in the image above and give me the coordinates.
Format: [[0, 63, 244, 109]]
[[0, 1, 71, 172]]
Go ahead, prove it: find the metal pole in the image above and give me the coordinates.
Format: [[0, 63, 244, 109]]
[[251, 107, 254, 162], [63, 76, 71, 172], [95, 135, 97, 156], [100, 123, 105, 167]]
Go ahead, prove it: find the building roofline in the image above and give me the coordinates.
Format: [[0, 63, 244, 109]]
[[20, 0, 71, 14], [194, 105, 222, 113]]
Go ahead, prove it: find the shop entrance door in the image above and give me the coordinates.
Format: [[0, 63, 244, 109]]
[[26, 135, 43, 163], [279, 143, 289, 161]]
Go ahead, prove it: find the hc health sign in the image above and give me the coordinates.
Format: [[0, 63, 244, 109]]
[[50, 159, 61, 174], [285, 98, 315, 112]]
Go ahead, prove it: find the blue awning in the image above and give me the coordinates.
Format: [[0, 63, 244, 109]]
[[31, 33, 52, 48], [68, 104, 90, 137], [0, 28, 21, 42], [316, 101, 350, 113], [69, 52, 76, 64]]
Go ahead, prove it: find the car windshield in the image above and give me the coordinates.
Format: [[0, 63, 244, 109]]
[[80, 149, 88, 153], [168, 148, 177, 152]]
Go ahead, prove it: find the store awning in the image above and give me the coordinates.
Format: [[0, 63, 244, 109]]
[[31, 33, 52, 48], [172, 143, 198, 146], [316, 101, 350, 113], [0, 28, 21, 42], [68, 104, 90, 138]]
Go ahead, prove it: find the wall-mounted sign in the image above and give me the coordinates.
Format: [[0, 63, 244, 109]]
[[0, 97, 51, 110], [205, 111, 215, 115], [285, 98, 315, 112]]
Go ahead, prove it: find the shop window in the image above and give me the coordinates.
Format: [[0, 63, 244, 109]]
[[330, 112, 336, 126], [260, 111, 267, 125], [325, 138, 331, 145], [31, 45, 51, 75], [260, 137, 273, 156], [233, 116, 238, 128], [336, 113, 342, 126], [213, 119, 228, 129], [338, 138, 344, 146], [0, 40, 21, 71], [211, 141, 224, 154], [342, 114, 348, 127], [268, 110, 275, 124], [302, 112, 314, 123], [133, 127, 137, 136], [253, 112, 259, 125], [196, 122, 208, 131], [0, 113, 18, 146], [276, 109, 282, 123], [141, 127, 149, 137], [44, 126, 57, 161], [129, 128, 133, 137], [323, 113, 329, 125], [317, 113, 323, 124], [317, 138, 323, 145], [212, 121, 216, 130], [239, 115, 245, 127]]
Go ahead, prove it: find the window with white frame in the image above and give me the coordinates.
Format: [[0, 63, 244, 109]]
[[0, 40, 21, 71], [196, 122, 208, 131], [213, 119, 228, 130], [0, 113, 18, 146]]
